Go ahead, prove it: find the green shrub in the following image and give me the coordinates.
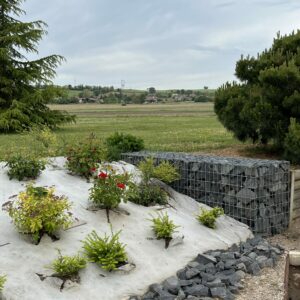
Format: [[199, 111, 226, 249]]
[[149, 212, 179, 248], [284, 118, 300, 164], [105, 132, 144, 161], [128, 183, 167, 206], [5, 154, 46, 181], [138, 157, 180, 184], [89, 168, 130, 222], [47, 250, 86, 280], [66, 134, 104, 179], [0, 275, 6, 292], [197, 207, 224, 229], [82, 230, 127, 271], [6, 184, 72, 243]]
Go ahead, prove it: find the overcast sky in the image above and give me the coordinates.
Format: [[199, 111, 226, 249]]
[[21, 0, 300, 90]]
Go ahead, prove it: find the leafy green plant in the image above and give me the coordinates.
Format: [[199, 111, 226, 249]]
[[6, 184, 72, 244], [82, 230, 127, 271], [105, 132, 144, 161], [284, 118, 300, 164], [128, 183, 167, 206], [47, 250, 86, 280], [65, 134, 104, 179], [5, 154, 46, 181], [138, 157, 180, 184], [149, 212, 179, 248], [89, 168, 130, 222], [0, 275, 6, 292], [197, 207, 224, 229]]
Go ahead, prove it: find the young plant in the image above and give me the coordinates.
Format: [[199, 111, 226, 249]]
[[89, 169, 130, 222], [5, 154, 46, 181], [197, 207, 224, 229], [6, 184, 72, 244], [0, 275, 6, 292], [105, 132, 144, 161], [149, 212, 179, 248], [65, 134, 104, 179], [47, 250, 86, 281], [138, 157, 180, 184], [128, 183, 168, 206], [82, 230, 127, 271]]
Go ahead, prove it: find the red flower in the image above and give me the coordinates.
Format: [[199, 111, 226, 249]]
[[90, 167, 97, 172], [117, 183, 126, 189], [98, 172, 108, 179]]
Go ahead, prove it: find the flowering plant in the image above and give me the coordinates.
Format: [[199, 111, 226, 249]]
[[89, 168, 131, 222], [65, 134, 104, 179]]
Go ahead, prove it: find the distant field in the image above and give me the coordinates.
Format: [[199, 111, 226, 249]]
[[0, 103, 242, 159]]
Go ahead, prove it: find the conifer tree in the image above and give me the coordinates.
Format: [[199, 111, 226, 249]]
[[214, 30, 300, 153], [0, 0, 75, 132]]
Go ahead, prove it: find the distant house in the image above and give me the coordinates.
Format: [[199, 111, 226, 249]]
[[144, 95, 158, 103]]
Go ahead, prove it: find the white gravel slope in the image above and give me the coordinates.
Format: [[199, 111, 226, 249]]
[[0, 158, 252, 300]]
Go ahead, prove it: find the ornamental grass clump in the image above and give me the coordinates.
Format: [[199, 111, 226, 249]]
[[82, 230, 127, 271], [0, 275, 6, 292], [128, 157, 179, 207], [149, 212, 179, 248], [5, 154, 46, 181], [5, 184, 72, 244], [45, 250, 86, 290], [197, 207, 224, 229], [65, 134, 104, 179], [89, 168, 130, 222]]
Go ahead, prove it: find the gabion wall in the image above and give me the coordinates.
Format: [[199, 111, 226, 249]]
[[122, 151, 291, 236]]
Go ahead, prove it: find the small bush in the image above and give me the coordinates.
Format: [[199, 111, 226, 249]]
[[7, 184, 72, 243], [66, 134, 104, 179], [0, 275, 6, 292], [82, 230, 127, 271], [5, 154, 46, 181], [47, 250, 86, 279], [284, 118, 300, 164], [128, 183, 167, 206], [149, 212, 179, 248], [105, 132, 144, 161], [138, 157, 180, 184], [197, 207, 224, 229], [89, 168, 130, 222]]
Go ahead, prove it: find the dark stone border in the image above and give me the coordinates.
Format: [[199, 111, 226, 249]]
[[129, 236, 284, 300]]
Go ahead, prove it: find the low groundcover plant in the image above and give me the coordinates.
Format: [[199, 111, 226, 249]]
[[197, 207, 224, 229], [46, 250, 86, 290], [149, 212, 179, 248], [5, 154, 46, 181], [0, 275, 6, 292], [6, 184, 72, 244], [82, 230, 127, 272]]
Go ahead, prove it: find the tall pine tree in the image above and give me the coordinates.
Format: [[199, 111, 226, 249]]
[[0, 0, 75, 132]]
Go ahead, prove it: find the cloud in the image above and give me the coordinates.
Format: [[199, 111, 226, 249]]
[[19, 0, 300, 89]]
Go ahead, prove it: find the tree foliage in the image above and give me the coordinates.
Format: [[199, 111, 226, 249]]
[[0, 0, 75, 132], [214, 30, 300, 151]]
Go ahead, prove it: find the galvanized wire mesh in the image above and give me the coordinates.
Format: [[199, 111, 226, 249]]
[[122, 151, 290, 236]]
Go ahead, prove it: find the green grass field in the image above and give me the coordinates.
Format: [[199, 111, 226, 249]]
[[0, 103, 243, 159]]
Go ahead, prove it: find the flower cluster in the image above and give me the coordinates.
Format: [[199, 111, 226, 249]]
[[89, 168, 130, 222]]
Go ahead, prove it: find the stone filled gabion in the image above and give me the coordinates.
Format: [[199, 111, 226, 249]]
[[129, 236, 284, 300], [121, 151, 290, 235]]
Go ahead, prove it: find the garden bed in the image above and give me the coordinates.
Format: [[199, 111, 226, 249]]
[[0, 158, 252, 300]]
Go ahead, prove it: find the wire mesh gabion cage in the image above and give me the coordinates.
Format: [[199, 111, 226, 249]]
[[122, 151, 291, 236]]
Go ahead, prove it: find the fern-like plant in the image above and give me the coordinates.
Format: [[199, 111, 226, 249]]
[[149, 212, 179, 248], [82, 230, 127, 271], [47, 250, 86, 280], [197, 207, 224, 229], [0, 275, 6, 292]]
